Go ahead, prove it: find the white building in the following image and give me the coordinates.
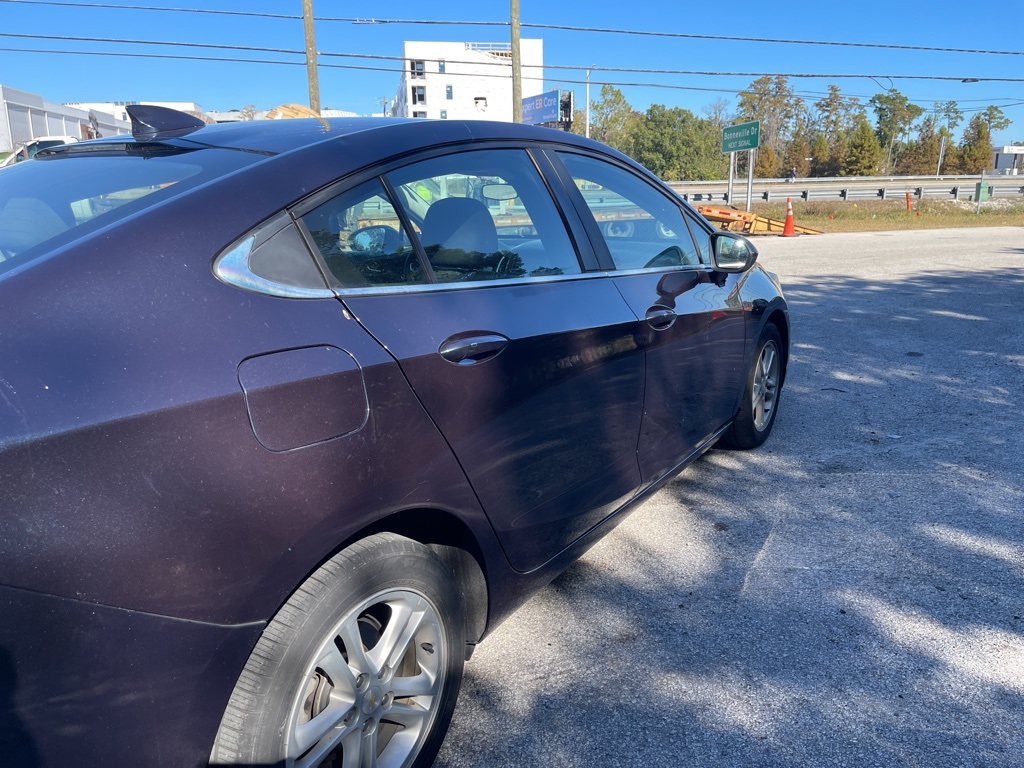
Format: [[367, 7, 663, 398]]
[[65, 101, 203, 123], [393, 40, 544, 122], [992, 146, 1023, 175], [0, 85, 131, 152]]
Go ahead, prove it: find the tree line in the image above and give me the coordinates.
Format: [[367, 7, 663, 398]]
[[570, 77, 1013, 180]]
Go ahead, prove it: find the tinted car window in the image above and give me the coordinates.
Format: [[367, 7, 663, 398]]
[[386, 148, 581, 283], [0, 147, 261, 278], [300, 178, 426, 289], [557, 152, 705, 270]]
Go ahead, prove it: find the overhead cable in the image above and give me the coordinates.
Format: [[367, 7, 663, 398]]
[[3, 1, 1024, 58], [3, 32, 1022, 83]]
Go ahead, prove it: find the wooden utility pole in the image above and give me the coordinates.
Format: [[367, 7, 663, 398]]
[[302, 0, 321, 115], [510, 0, 522, 123]]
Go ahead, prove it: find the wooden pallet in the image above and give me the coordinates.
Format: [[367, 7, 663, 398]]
[[695, 205, 823, 235]]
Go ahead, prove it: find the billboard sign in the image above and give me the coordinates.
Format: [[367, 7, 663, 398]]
[[522, 90, 561, 125]]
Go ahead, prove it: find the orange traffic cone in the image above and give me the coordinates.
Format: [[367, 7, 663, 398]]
[[782, 198, 796, 237]]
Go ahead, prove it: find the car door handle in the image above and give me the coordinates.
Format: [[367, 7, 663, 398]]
[[645, 306, 677, 331], [438, 333, 509, 365]]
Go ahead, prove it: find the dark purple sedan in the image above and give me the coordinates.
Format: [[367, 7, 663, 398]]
[[0, 106, 788, 767]]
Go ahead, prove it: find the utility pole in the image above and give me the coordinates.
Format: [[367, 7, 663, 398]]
[[936, 134, 947, 177], [381, 97, 388, 117], [510, 0, 522, 123], [585, 69, 590, 138], [302, 0, 321, 115]]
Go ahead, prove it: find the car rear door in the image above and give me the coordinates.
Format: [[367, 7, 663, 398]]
[[548, 150, 747, 486], [295, 146, 645, 572]]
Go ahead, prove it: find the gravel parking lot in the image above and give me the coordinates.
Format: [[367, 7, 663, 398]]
[[436, 227, 1024, 768]]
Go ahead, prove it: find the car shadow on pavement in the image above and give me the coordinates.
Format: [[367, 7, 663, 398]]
[[435, 266, 1024, 768]]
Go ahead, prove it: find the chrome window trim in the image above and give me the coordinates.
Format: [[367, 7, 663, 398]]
[[605, 264, 714, 279], [333, 268, 608, 297], [213, 235, 336, 300], [332, 262, 711, 298]]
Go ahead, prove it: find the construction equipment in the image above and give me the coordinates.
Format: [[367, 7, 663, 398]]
[[695, 204, 823, 235]]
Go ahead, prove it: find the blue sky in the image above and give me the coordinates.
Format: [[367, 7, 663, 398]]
[[1, 0, 1021, 145]]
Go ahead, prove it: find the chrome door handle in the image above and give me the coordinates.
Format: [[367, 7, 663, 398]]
[[645, 306, 677, 331], [438, 333, 509, 365]]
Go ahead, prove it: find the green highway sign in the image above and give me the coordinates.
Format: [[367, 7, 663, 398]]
[[722, 121, 761, 153]]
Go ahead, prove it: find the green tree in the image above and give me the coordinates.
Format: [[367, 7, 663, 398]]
[[781, 132, 812, 178], [754, 144, 779, 177], [807, 86, 865, 176], [934, 100, 962, 134], [589, 85, 639, 154], [981, 105, 1011, 133], [869, 88, 924, 171], [630, 104, 726, 180], [809, 133, 830, 176], [737, 76, 805, 158], [701, 98, 734, 132], [842, 119, 882, 176], [898, 115, 941, 175], [959, 114, 993, 173], [814, 85, 863, 140], [568, 106, 587, 137]]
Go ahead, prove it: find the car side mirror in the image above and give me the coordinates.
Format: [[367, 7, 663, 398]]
[[710, 231, 758, 273], [350, 226, 388, 254]]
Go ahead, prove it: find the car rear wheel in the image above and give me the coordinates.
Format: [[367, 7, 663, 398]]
[[719, 323, 783, 450], [210, 533, 466, 767]]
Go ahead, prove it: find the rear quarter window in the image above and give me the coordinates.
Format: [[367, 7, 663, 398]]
[[0, 146, 260, 279]]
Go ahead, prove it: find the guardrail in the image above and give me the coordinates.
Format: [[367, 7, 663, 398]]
[[666, 174, 1024, 204]]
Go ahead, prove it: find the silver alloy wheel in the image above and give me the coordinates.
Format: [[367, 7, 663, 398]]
[[752, 339, 780, 432], [284, 588, 447, 768]]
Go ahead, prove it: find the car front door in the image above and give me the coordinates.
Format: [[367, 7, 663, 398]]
[[296, 146, 645, 572], [550, 150, 747, 486]]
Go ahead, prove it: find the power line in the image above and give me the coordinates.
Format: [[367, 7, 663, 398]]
[[4, 2, 1022, 111], [0, 46, 710, 93], [4, 1, 1024, 59], [5, 45, 1022, 121], [519, 21, 1024, 58], [3, 32, 1023, 84], [0, 30, 298, 55], [0, 0, 300, 19]]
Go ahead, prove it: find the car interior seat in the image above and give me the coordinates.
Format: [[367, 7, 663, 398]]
[[418, 197, 500, 273], [0, 197, 70, 259]]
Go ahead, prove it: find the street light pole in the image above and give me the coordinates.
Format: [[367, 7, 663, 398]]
[[585, 69, 590, 138], [302, 0, 321, 115], [510, 0, 522, 123]]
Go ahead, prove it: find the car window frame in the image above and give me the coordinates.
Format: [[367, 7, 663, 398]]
[[289, 141, 607, 297], [542, 147, 715, 276]]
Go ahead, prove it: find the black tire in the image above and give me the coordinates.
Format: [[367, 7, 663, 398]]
[[210, 533, 466, 767], [719, 323, 784, 450]]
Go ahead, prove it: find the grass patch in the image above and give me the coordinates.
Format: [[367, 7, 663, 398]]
[[748, 198, 1024, 232]]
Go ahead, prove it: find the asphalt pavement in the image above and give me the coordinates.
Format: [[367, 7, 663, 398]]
[[435, 227, 1024, 768]]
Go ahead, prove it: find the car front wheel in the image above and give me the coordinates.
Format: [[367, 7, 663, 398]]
[[210, 533, 466, 767], [719, 323, 783, 449]]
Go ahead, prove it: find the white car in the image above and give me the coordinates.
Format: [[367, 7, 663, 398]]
[[1, 135, 80, 168]]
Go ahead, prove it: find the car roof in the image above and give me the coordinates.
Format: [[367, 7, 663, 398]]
[[77, 116, 625, 160]]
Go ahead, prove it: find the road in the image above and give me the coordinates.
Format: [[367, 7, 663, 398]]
[[435, 227, 1024, 768]]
